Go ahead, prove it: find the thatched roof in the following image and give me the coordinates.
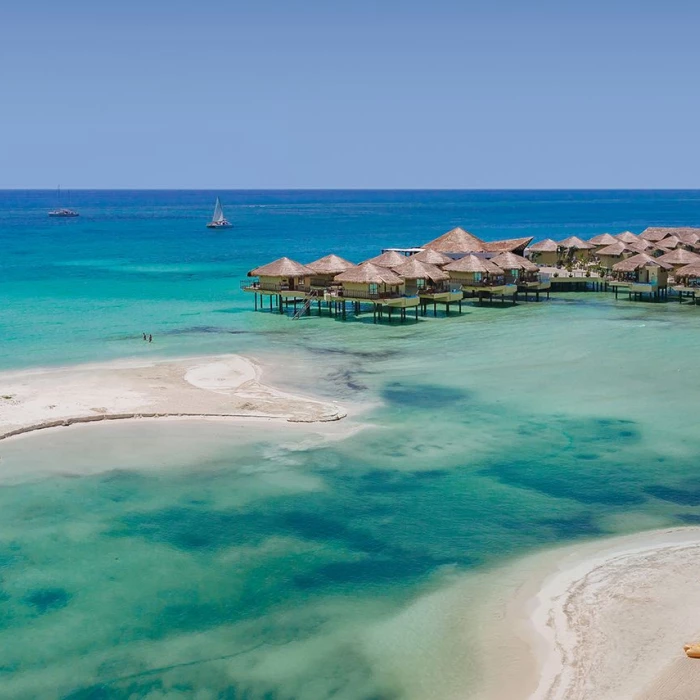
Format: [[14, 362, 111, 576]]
[[675, 263, 700, 278], [558, 236, 595, 250], [639, 226, 700, 242], [248, 257, 316, 278], [411, 249, 453, 265], [588, 233, 618, 246], [595, 241, 629, 256], [612, 253, 672, 272], [656, 248, 700, 266], [307, 254, 355, 275], [625, 239, 653, 253], [422, 227, 485, 253], [656, 236, 681, 250], [490, 252, 539, 272], [615, 231, 639, 244], [364, 250, 409, 267], [334, 262, 404, 285], [484, 237, 534, 254], [392, 258, 449, 282], [444, 255, 504, 274], [676, 230, 700, 245], [528, 238, 558, 253]]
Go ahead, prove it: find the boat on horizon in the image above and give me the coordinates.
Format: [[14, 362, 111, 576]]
[[206, 197, 232, 229], [48, 186, 79, 218]]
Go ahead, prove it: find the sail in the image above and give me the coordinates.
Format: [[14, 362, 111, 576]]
[[212, 197, 225, 223]]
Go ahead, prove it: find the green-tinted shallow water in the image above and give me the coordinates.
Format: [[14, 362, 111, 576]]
[[2, 297, 700, 699], [3, 190, 700, 698]]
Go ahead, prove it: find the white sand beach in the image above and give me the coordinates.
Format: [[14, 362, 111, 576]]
[[0, 354, 347, 440], [473, 527, 700, 700]]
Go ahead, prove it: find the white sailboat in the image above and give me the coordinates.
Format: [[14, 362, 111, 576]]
[[206, 197, 232, 229], [48, 185, 79, 218]]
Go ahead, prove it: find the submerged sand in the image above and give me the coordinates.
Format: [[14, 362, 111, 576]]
[[474, 527, 700, 700], [0, 354, 346, 440]]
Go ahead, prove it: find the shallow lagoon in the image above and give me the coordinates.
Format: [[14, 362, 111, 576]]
[[3, 190, 700, 697], [2, 298, 700, 698]]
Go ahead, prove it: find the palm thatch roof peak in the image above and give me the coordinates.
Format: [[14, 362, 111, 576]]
[[612, 252, 672, 272], [248, 257, 315, 278], [490, 251, 539, 271], [444, 254, 504, 274], [588, 233, 618, 246], [411, 249, 453, 265], [306, 254, 355, 275], [615, 231, 640, 244], [334, 262, 404, 285], [528, 239, 558, 252], [595, 241, 629, 256], [392, 258, 449, 282], [422, 227, 485, 253], [656, 236, 682, 250], [558, 236, 595, 250], [363, 250, 409, 268]]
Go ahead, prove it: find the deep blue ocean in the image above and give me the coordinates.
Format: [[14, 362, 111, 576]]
[[3, 190, 700, 699]]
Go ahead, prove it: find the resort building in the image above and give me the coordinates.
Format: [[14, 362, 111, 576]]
[[612, 253, 671, 300], [675, 263, 700, 287], [420, 227, 533, 256], [615, 231, 639, 244], [306, 254, 355, 288], [491, 252, 540, 282], [595, 241, 636, 271], [333, 262, 407, 301], [656, 248, 700, 271], [527, 239, 559, 266], [391, 258, 449, 295], [247, 257, 315, 293], [558, 236, 595, 263], [444, 254, 504, 287]]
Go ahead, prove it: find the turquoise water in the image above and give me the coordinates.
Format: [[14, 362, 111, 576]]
[[3, 191, 700, 698]]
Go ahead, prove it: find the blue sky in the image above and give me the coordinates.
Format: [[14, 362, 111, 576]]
[[2, 0, 699, 188]]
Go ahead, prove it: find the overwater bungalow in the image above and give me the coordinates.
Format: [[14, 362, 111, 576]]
[[588, 233, 618, 247], [675, 263, 700, 287], [595, 241, 635, 271], [334, 262, 406, 300], [422, 227, 484, 254], [527, 239, 559, 266], [306, 254, 355, 288], [611, 253, 672, 300], [411, 249, 453, 265], [363, 250, 409, 267], [246, 257, 315, 293], [391, 258, 449, 294], [615, 231, 639, 244], [656, 247, 700, 271], [676, 230, 700, 249], [444, 254, 504, 287], [393, 258, 463, 312], [558, 236, 595, 262], [421, 227, 533, 256], [491, 252, 540, 282]]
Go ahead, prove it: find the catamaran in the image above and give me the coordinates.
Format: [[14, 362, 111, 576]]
[[206, 197, 232, 229], [48, 186, 79, 218]]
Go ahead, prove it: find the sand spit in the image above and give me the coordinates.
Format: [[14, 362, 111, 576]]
[[476, 527, 700, 700], [0, 354, 347, 440]]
